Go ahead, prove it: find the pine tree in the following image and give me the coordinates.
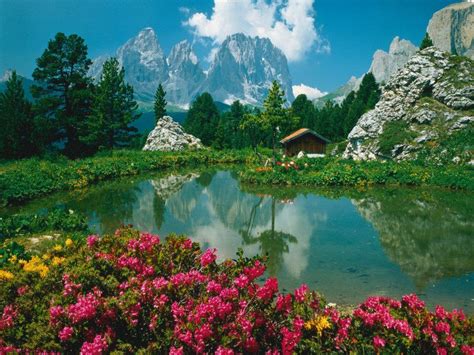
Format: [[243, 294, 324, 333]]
[[420, 33, 433, 50], [0, 71, 39, 159], [184, 92, 219, 146], [31, 32, 93, 157], [154, 83, 167, 123], [291, 94, 316, 131], [80, 57, 140, 150]]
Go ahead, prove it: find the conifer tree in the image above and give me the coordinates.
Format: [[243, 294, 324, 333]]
[[184, 92, 219, 146], [154, 83, 167, 123], [420, 33, 433, 50], [31, 32, 93, 157], [0, 71, 39, 158], [80, 57, 140, 150]]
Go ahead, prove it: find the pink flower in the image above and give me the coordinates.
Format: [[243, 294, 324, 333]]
[[169, 347, 184, 355], [244, 260, 266, 281], [434, 321, 450, 335], [182, 239, 193, 249], [294, 284, 308, 303], [63, 274, 82, 297], [0, 305, 18, 330], [234, 274, 250, 288], [216, 346, 234, 355], [461, 345, 474, 355], [80, 334, 108, 355], [206, 280, 222, 294], [437, 347, 447, 355], [86, 235, 99, 248], [59, 326, 74, 342], [68, 292, 101, 324], [402, 294, 425, 311], [256, 278, 278, 301], [200, 248, 217, 267], [49, 305, 64, 326], [373, 336, 386, 349], [435, 305, 447, 320], [276, 294, 292, 314]]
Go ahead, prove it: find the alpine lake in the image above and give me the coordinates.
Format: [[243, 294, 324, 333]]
[[5, 168, 474, 313]]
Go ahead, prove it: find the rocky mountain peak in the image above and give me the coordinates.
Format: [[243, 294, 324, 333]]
[[204, 33, 294, 105], [88, 29, 293, 107], [167, 40, 199, 69], [369, 37, 417, 84], [427, 2, 474, 59]]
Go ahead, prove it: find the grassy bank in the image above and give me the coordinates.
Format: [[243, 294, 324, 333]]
[[0, 149, 259, 207], [240, 156, 474, 190]]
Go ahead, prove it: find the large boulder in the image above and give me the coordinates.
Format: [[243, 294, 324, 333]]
[[143, 116, 203, 151], [343, 47, 474, 163]]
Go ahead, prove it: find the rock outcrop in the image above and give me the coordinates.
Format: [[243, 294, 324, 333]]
[[343, 47, 474, 162], [143, 116, 203, 151], [427, 2, 474, 59]]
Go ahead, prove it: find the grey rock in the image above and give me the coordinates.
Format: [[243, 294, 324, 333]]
[[203, 33, 294, 105], [343, 47, 474, 161], [427, 2, 474, 59], [143, 116, 203, 151]]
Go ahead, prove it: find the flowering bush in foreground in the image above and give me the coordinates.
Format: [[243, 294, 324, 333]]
[[0, 227, 473, 353]]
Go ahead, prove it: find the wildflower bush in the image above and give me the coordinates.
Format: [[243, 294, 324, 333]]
[[0, 227, 473, 353], [242, 155, 474, 190], [0, 149, 261, 206]]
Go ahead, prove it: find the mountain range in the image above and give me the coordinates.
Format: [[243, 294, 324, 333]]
[[89, 28, 294, 109]]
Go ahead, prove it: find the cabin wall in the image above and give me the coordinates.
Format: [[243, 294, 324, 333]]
[[284, 134, 326, 156]]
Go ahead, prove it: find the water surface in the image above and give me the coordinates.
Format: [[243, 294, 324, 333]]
[[5, 169, 474, 312]]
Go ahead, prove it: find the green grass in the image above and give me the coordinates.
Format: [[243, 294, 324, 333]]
[[0, 149, 261, 207], [241, 156, 474, 190]]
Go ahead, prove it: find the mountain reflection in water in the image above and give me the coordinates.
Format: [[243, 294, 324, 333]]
[[7, 170, 474, 312]]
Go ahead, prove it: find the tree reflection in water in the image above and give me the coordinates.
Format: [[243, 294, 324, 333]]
[[240, 196, 297, 276]]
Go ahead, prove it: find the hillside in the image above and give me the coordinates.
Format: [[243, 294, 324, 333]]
[[343, 47, 474, 164]]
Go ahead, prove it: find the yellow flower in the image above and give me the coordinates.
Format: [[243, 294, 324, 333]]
[[0, 270, 14, 281], [51, 256, 65, 267], [304, 315, 331, 336], [65, 238, 73, 247], [42, 254, 50, 261], [23, 256, 49, 278], [53, 245, 63, 252], [19, 259, 27, 265], [8, 255, 17, 263]]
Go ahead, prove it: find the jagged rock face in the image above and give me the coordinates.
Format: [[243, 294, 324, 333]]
[[369, 37, 418, 83], [89, 28, 168, 103], [343, 47, 474, 162], [315, 37, 417, 106], [143, 116, 203, 151], [203, 33, 294, 105], [164, 40, 205, 108], [427, 2, 474, 59]]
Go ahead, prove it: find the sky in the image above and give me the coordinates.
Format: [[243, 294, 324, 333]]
[[0, 0, 460, 93]]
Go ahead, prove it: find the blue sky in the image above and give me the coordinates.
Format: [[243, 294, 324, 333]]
[[0, 0, 459, 92]]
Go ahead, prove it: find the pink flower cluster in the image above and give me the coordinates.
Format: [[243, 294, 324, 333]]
[[4, 228, 471, 354], [0, 305, 17, 331]]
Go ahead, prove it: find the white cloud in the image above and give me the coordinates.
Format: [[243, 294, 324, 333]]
[[185, 0, 329, 62], [292, 83, 326, 100]]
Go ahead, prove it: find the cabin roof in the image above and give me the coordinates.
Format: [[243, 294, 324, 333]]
[[280, 128, 330, 144]]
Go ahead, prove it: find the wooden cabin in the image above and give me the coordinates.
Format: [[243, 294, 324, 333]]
[[280, 128, 330, 156]]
